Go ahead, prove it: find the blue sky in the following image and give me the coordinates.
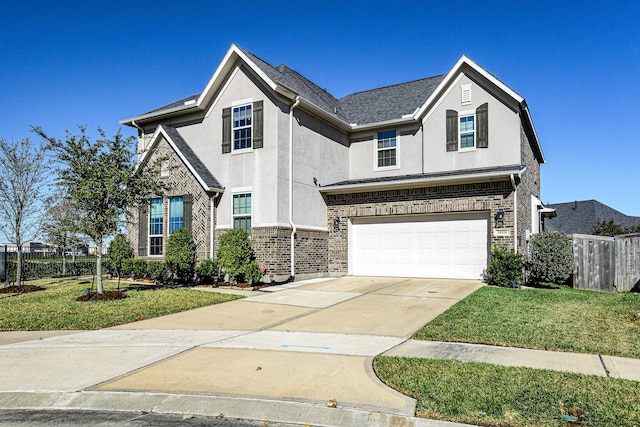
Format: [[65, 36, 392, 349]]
[[2, 1, 639, 215]]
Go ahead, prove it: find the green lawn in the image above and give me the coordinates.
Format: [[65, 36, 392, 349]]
[[375, 285, 640, 426], [374, 357, 640, 427], [0, 278, 242, 330], [413, 286, 640, 358]]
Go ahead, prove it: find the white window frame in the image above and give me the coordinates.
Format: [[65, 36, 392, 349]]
[[458, 110, 476, 152], [149, 198, 164, 256], [232, 98, 254, 153], [160, 159, 170, 177], [374, 129, 400, 171], [232, 192, 252, 234]]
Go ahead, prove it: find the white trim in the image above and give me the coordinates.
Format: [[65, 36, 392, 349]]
[[373, 129, 401, 171], [204, 66, 240, 119], [138, 126, 224, 193], [231, 190, 252, 233], [231, 102, 254, 152], [458, 110, 476, 152], [422, 73, 465, 124]]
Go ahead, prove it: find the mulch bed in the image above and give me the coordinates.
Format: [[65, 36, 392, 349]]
[[0, 285, 46, 294], [76, 291, 127, 301]]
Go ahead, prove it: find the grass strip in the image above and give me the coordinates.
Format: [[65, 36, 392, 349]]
[[0, 278, 242, 330], [413, 286, 640, 358], [375, 357, 640, 427]]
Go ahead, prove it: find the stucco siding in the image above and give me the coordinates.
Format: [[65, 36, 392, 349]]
[[422, 73, 521, 174]]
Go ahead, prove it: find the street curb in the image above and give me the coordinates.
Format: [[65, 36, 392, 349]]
[[0, 391, 475, 427]]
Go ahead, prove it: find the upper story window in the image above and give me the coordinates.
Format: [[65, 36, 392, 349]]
[[446, 103, 488, 152], [169, 196, 184, 233], [233, 104, 252, 150], [459, 115, 475, 150], [222, 101, 263, 154], [160, 159, 170, 177], [376, 130, 397, 169], [233, 193, 252, 234], [149, 198, 163, 256]]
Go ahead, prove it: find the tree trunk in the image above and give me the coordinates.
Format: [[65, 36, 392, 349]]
[[61, 248, 67, 276], [15, 247, 22, 287], [96, 243, 103, 294]]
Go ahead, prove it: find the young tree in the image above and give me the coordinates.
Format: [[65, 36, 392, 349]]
[[41, 192, 82, 276], [0, 138, 50, 286], [108, 233, 133, 290], [34, 125, 165, 293]]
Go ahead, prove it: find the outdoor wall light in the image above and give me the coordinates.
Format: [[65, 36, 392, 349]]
[[333, 216, 340, 231], [495, 208, 505, 227]]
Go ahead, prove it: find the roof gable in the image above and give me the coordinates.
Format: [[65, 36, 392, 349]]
[[121, 47, 543, 162], [139, 125, 223, 193]]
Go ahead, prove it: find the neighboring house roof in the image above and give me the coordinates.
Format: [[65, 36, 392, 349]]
[[321, 164, 523, 194], [121, 44, 544, 162], [140, 125, 223, 193], [544, 199, 640, 235]]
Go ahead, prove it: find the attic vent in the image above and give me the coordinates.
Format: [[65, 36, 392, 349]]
[[461, 84, 471, 106], [184, 99, 196, 106]]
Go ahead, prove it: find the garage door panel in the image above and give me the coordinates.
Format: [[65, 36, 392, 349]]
[[350, 214, 489, 280]]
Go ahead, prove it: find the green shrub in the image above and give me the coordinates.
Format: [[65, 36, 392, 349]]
[[244, 261, 263, 284], [122, 258, 147, 278], [195, 258, 219, 283], [217, 228, 254, 283], [528, 231, 573, 286], [147, 260, 167, 282], [109, 234, 133, 277], [486, 246, 524, 287], [165, 228, 196, 283]]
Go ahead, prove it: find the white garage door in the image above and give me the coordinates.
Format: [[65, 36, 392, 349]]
[[350, 214, 489, 280]]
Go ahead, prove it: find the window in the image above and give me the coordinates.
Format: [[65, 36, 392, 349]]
[[233, 193, 252, 234], [446, 104, 487, 152], [377, 130, 397, 168], [459, 115, 475, 150], [169, 196, 184, 233], [149, 198, 163, 255], [160, 160, 170, 177], [233, 104, 252, 150]]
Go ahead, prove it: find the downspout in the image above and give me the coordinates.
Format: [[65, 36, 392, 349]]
[[209, 192, 220, 259], [510, 174, 517, 251], [289, 96, 301, 278]]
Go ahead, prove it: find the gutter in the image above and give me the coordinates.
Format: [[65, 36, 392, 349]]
[[288, 96, 301, 278]]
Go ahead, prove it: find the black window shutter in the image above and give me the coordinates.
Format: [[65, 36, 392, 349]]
[[477, 103, 488, 148], [138, 205, 147, 257], [253, 100, 264, 149], [446, 110, 458, 152], [222, 107, 231, 154], [183, 194, 192, 232]]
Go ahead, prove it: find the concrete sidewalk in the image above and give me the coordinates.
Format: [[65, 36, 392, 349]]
[[0, 276, 637, 427], [384, 340, 640, 381]]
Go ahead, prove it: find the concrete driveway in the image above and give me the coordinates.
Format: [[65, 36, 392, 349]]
[[0, 277, 482, 424]]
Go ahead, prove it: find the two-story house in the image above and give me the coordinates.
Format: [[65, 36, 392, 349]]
[[121, 44, 551, 281]]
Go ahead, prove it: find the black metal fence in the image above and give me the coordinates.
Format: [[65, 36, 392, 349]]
[[0, 245, 99, 283]]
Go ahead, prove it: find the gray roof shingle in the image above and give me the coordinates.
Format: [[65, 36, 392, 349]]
[[159, 125, 223, 191], [141, 46, 448, 126], [338, 75, 446, 125], [545, 200, 640, 235]]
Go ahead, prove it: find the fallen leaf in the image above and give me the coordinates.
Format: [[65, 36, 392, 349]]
[[256, 366, 262, 371], [327, 398, 337, 408]]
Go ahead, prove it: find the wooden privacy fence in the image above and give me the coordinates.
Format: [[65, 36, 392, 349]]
[[572, 233, 640, 292]]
